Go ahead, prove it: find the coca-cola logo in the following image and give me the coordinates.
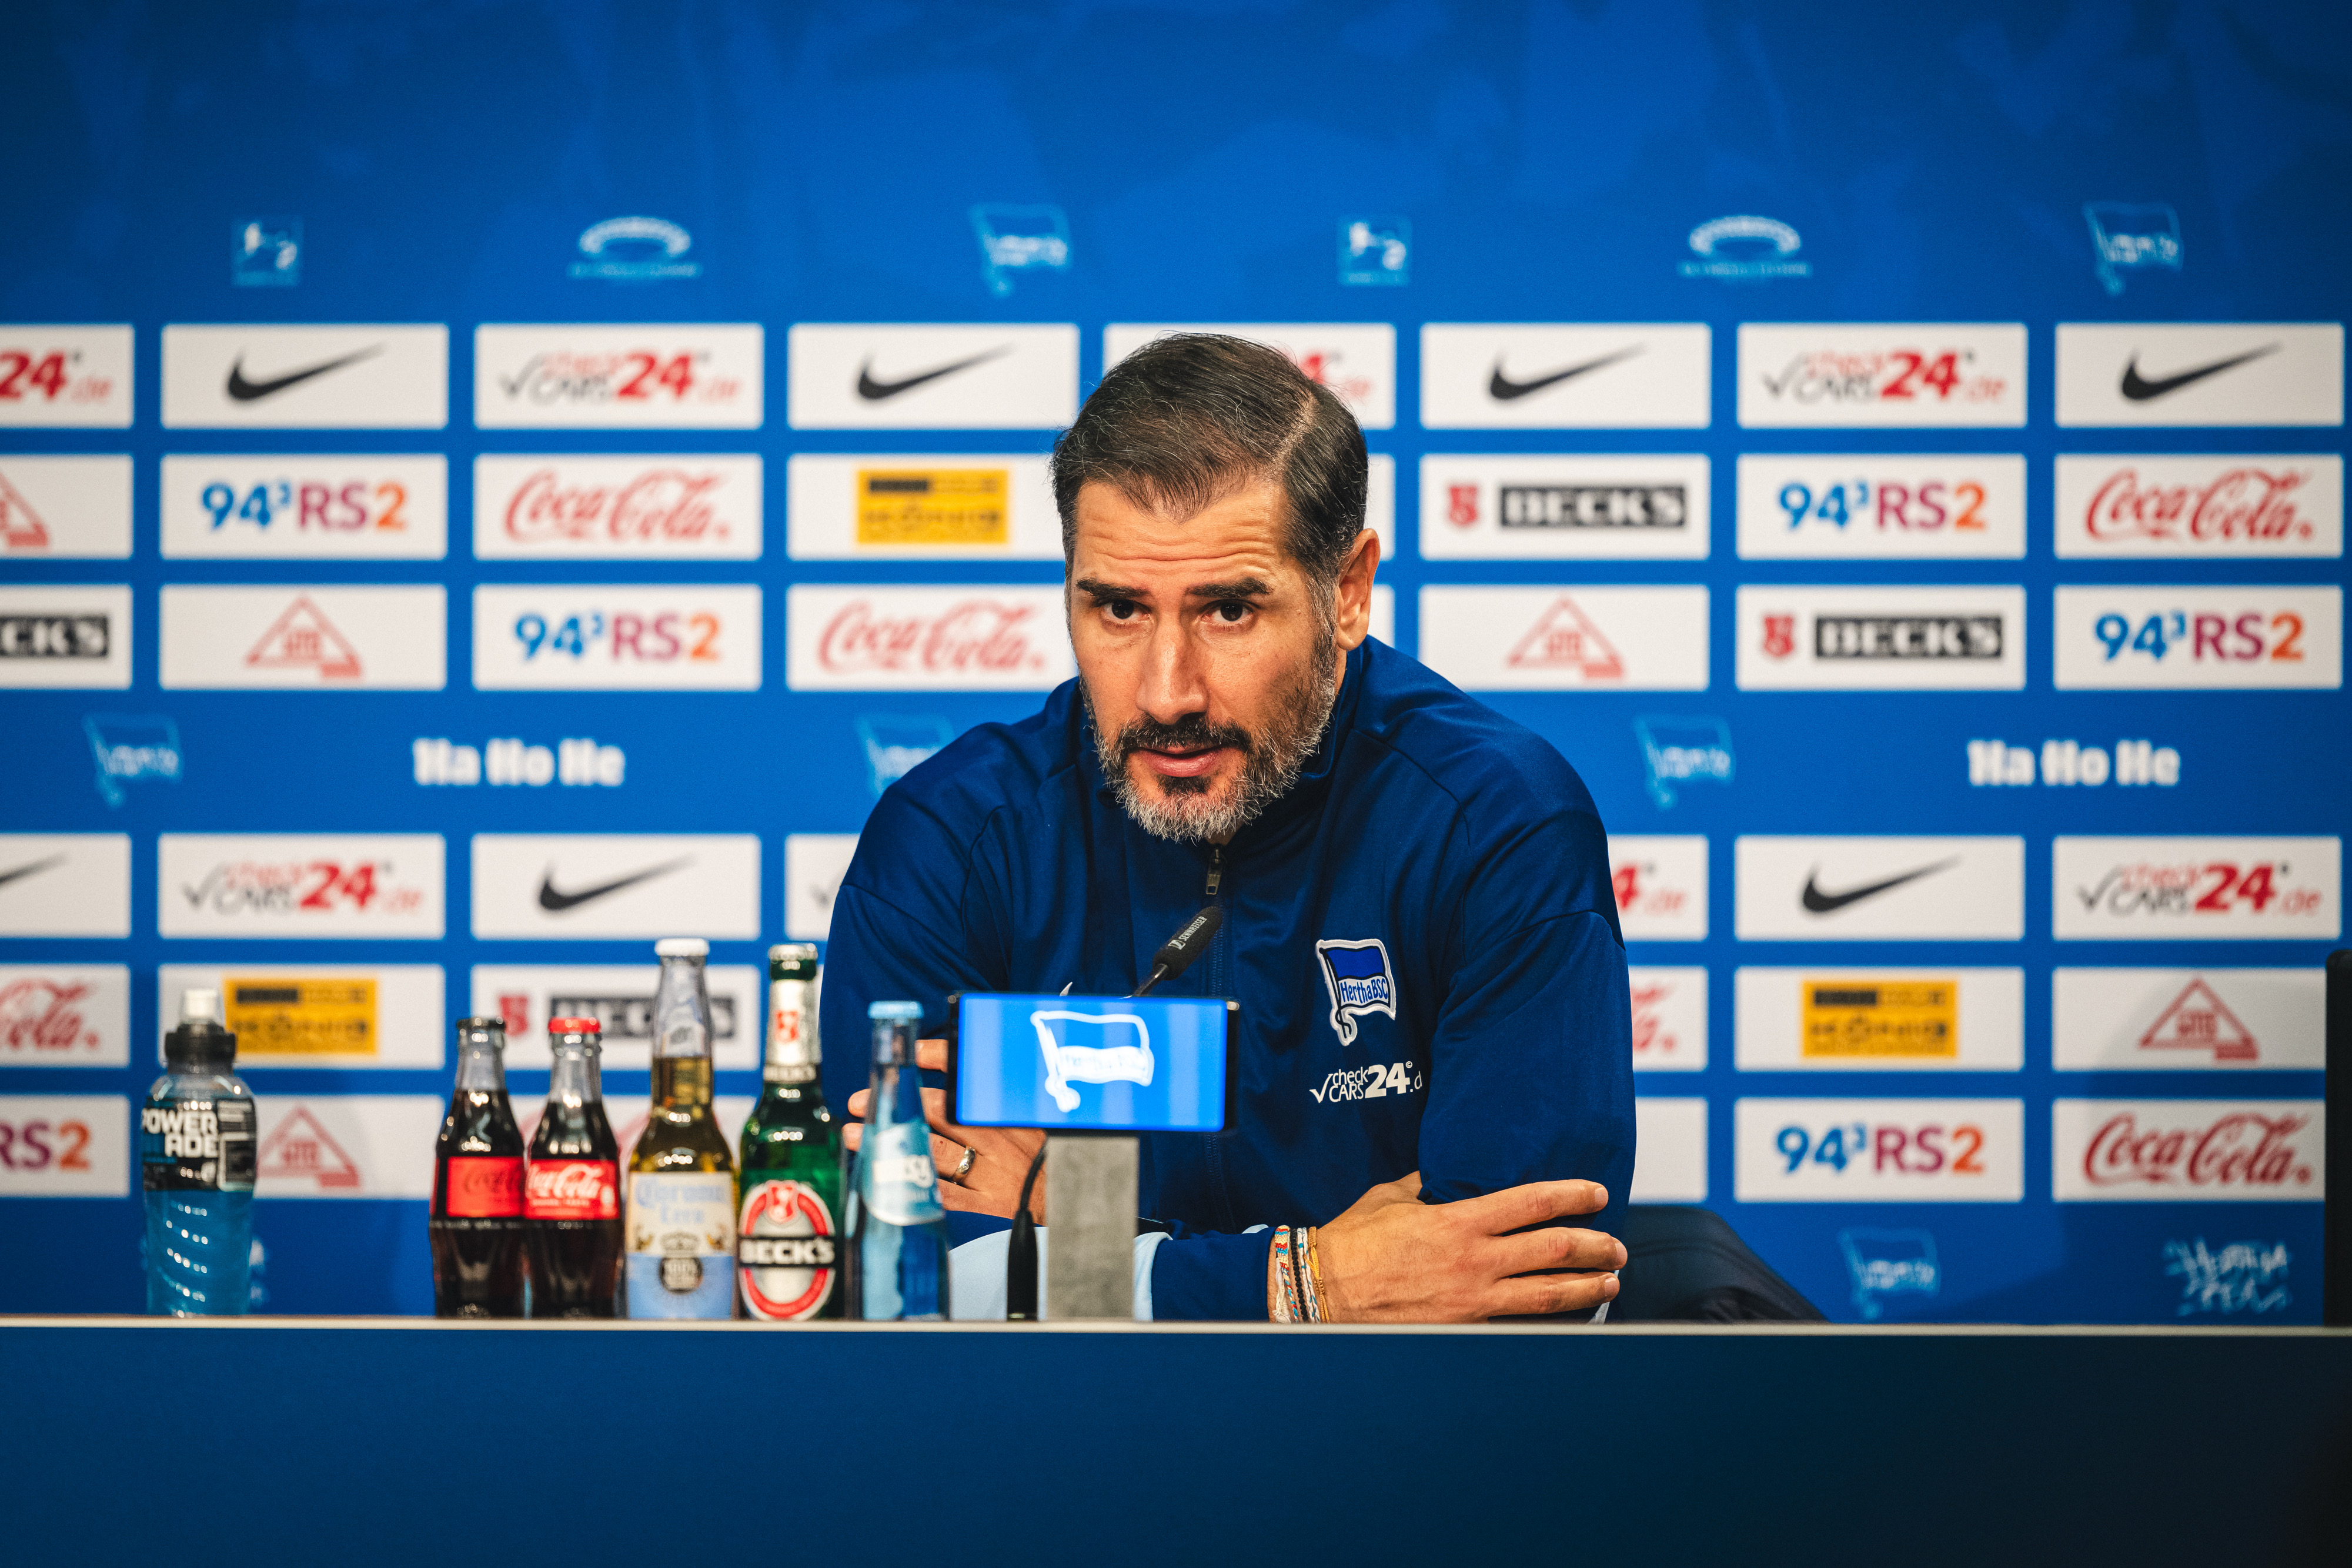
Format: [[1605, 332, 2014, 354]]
[[503, 467, 729, 545], [524, 1158, 620, 1219], [816, 598, 1048, 676], [2083, 466, 2316, 545], [2082, 1111, 2316, 1191], [0, 978, 96, 1052]]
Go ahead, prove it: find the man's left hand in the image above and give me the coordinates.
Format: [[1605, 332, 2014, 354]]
[[844, 1037, 1047, 1222]]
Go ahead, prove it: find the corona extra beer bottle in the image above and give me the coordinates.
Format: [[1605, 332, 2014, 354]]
[[623, 938, 736, 1319], [736, 945, 845, 1320]]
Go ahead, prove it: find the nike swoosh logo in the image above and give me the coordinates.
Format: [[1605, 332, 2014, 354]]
[[1800, 858, 1958, 914], [0, 854, 66, 891], [1488, 346, 1642, 402], [225, 345, 385, 402], [856, 346, 1011, 401], [536, 858, 691, 912], [2119, 344, 2279, 402]]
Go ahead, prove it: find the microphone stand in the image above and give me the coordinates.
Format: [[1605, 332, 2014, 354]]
[[1006, 907, 1222, 1321]]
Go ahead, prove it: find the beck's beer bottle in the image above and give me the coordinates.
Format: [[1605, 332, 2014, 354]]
[[736, 945, 845, 1320]]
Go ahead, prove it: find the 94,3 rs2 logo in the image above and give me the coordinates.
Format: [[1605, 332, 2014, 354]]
[[473, 587, 761, 690]]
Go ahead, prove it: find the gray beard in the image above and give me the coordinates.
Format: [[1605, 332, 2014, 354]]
[[1086, 637, 1339, 844]]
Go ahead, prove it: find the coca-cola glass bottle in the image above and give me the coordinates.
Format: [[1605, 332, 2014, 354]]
[[525, 1017, 623, 1318], [429, 1017, 526, 1318]]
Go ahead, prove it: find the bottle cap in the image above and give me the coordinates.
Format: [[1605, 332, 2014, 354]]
[[165, 988, 237, 1069], [547, 1016, 603, 1035], [768, 944, 819, 964], [655, 937, 709, 959], [179, 988, 223, 1025], [868, 999, 923, 1022], [456, 1015, 507, 1034]]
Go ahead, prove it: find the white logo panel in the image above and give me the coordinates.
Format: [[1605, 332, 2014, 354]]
[[1608, 836, 1708, 942], [1738, 324, 2026, 427], [1736, 836, 2024, 942], [1418, 455, 1710, 560], [2055, 323, 2343, 427], [1736, 454, 2025, 559], [154, 966, 445, 1071], [0, 966, 131, 1067], [0, 835, 131, 937], [475, 324, 763, 428], [787, 454, 1056, 560], [1629, 1098, 1707, 1203], [2052, 969, 2325, 1071], [1421, 323, 1709, 429], [0, 326, 133, 427], [467, 964, 760, 1071], [161, 586, 445, 690], [787, 585, 1074, 691], [0, 456, 131, 556], [0, 585, 132, 688], [159, 835, 445, 940], [473, 585, 760, 690], [1105, 323, 1395, 429], [2053, 586, 2340, 690], [472, 834, 761, 940], [2052, 1099, 2323, 1202], [162, 456, 447, 559], [1735, 969, 2024, 1072], [254, 1095, 442, 1199], [1736, 1099, 2025, 1202], [2053, 837, 2338, 941], [473, 454, 759, 560], [1418, 586, 1709, 691], [786, 834, 860, 942], [1737, 585, 2026, 690], [162, 324, 447, 428], [1628, 966, 1706, 1072], [2053, 454, 2341, 559], [0, 1096, 129, 1195], [789, 324, 1077, 429]]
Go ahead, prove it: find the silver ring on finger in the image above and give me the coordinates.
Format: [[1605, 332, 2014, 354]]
[[948, 1144, 977, 1185]]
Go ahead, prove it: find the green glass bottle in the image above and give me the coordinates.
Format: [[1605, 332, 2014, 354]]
[[736, 944, 845, 1320]]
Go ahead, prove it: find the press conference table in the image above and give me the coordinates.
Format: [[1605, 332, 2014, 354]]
[[6, 1317, 2344, 1563]]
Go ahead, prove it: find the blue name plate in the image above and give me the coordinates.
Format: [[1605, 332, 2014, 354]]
[[950, 992, 1232, 1134]]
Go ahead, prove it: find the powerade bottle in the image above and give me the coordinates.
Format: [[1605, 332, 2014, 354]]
[[142, 989, 257, 1316], [850, 1000, 948, 1321]]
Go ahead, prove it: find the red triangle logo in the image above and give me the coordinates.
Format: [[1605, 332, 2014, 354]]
[[257, 1105, 365, 1189], [0, 470, 52, 549], [2137, 978, 2258, 1061], [1505, 596, 1625, 678], [245, 595, 363, 680]]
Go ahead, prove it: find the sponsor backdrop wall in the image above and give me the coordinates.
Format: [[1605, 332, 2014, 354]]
[[0, 1, 2342, 1323]]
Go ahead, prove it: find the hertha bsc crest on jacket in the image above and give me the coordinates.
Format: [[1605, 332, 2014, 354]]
[[1315, 938, 1396, 1046]]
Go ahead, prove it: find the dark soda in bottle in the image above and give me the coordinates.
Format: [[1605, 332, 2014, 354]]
[[430, 1017, 526, 1317], [525, 1017, 623, 1318]]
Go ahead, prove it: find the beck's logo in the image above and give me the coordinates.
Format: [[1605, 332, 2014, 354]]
[[1315, 938, 1396, 1047]]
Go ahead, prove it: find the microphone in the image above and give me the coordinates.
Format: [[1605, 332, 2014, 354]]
[[1133, 905, 1224, 998], [1007, 904, 1225, 1319]]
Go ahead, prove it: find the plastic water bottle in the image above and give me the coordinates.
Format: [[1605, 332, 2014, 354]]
[[850, 1000, 949, 1320], [142, 989, 256, 1316]]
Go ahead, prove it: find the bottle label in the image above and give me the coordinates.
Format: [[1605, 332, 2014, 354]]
[[861, 1119, 946, 1228], [765, 978, 817, 1081], [140, 1097, 256, 1192], [625, 1171, 736, 1319], [445, 1156, 525, 1217], [524, 1159, 618, 1220], [736, 1179, 837, 1320]]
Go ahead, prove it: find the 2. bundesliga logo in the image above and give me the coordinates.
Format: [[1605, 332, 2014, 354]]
[[1315, 939, 1396, 1046]]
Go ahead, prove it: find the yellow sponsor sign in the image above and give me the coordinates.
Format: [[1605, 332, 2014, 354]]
[[1800, 980, 1956, 1058], [856, 468, 1010, 546], [225, 978, 378, 1058]]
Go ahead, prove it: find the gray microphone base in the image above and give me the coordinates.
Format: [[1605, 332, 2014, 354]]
[[1043, 1133, 1138, 1319]]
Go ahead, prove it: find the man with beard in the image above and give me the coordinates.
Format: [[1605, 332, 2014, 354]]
[[826, 334, 1632, 1322]]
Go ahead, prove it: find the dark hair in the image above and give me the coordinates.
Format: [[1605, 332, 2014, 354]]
[[1050, 333, 1368, 587]]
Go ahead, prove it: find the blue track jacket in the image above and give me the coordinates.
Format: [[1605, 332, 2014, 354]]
[[820, 637, 1635, 1320]]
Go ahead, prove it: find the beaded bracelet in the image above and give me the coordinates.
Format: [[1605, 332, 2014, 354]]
[[1299, 1226, 1327, 1323], [1270, 1226, 1304, 1322]]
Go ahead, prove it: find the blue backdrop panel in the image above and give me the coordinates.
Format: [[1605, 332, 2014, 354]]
[[0, 0, 2343, 1322]]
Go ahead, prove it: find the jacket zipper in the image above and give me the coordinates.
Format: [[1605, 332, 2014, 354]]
[[1201, 840, 1235, 1228]]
